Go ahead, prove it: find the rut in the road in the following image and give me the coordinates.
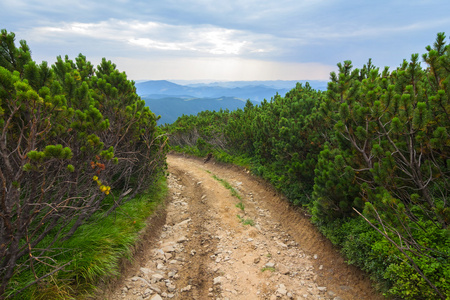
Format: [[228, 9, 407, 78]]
[[170, 166, 218, 299], [100, 154, 383, 300]]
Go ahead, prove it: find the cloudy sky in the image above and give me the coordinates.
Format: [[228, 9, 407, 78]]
[[1, 0, 449, 81]]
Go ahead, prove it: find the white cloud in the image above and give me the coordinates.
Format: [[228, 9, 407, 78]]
[[27, 19, 278, 57]]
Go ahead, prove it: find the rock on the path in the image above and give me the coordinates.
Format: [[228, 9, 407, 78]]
[[140, 267, 153, 275], [276, 241, 288, 249], [317, 286, 327, 292], [151, 273, 164, 282], [168, 271, 177, 278], [265, 262, 276, 268], [214, 276, 225, 285], [177, 236, 188, 243], [150, 294, 163, 300], [167, 284, 176, 292], [149, 284, 162, 294], [162, 245, 175, 253], [176, 218, 191, 227], [181, 285, 192, 292], [276, 284, 287, 296], [277, 264, 289, 275]]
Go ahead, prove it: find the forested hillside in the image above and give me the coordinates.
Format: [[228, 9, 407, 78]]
[[163, 33, 450, 299], [141, 96, 259, 124], [0, 30, 168, 298]]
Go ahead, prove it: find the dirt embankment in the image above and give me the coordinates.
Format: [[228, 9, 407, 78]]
[[98, 154, 384, 300]]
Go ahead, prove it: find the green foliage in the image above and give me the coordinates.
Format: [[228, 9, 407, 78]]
[[10, 176, 167, 299], [237, 215, 255, 226], [261, 267, 275, 272], [235, 202, 245, 211], [0, 29, 168, 298], [163, 32, 450, 299], [212, 174, 241, 200]]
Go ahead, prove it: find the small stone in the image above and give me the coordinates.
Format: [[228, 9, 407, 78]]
[[177, 236, 188, 243], [167, 285, 176, 292], [168, 271, 177, 278], [162, 245, 175, 253], [277, 264, 289, 275], [276, 241, 288, 248], [319, 265, 323, 270], [140, 267, 153, 275], [253, 257, 260, 264], [151, 274, 164, 282], [317, 286, 327, 292], [328, 290, 336, 297], [177, 218, 191, 227], [181, 285, 192, 292], [313, 254, 318, 259], [150, 295, 163, 300], [149, 284, 162, 294], [167, 294, 175, 298], [214, 276, 224, 285], [265, 262, 275, 268], [276, 284, 287, 295]]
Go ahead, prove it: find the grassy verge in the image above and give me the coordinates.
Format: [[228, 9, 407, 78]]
[[211, 174, 241, 200], [8, 175, 168, 300]]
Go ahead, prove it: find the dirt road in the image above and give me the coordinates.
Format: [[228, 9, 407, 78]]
[[104, 154, 383, 300]]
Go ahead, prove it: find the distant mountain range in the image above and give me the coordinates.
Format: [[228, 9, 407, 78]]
[[171, 80, 328, 91], [135, 80, 328, 124], [136, 80, 293, 102]]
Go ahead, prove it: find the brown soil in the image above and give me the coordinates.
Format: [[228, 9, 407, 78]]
[[98, 153, 384, 300]]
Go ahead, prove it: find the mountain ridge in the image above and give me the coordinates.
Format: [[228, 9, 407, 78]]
[[136, 79, 328, 125], [135, 80, 292, 101]]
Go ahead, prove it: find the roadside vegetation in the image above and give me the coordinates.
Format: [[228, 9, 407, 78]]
[[163, 33, 450, 299], [0, 30, 168, 299]]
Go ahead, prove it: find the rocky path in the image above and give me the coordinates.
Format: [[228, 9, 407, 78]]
[[104, 154, 383, 300]]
